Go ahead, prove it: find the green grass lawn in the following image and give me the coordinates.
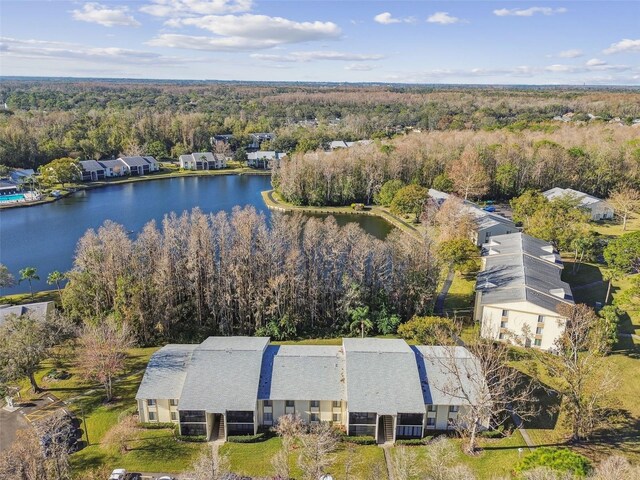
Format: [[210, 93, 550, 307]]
[[592, 216, 640, 238], [389, 432, 528, 480], [221, 438, 387, 479], [0, 289, 61, 306], [443, 272, 476, 312]]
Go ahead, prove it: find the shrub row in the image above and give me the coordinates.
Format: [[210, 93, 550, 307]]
[[396, 438, 429, 446], [227, 432, 271, 443], [138, 422, 176, 430], [340, 435, 376, 445]]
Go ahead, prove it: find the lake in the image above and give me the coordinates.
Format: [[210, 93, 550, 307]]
[[0, 175, 393, 294]]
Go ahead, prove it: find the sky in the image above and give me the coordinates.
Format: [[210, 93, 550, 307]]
[[0, 1, 639, 85]]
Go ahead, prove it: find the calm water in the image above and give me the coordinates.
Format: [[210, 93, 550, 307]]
[[0, 175, 392, 294]]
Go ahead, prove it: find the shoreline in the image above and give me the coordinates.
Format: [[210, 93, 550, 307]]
[[261, 189, 423, 241], [0, 167, 271, 210]]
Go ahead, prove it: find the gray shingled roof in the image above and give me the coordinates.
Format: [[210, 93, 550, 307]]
[[412, 346, 485, 406], [178, 337, 269, 412], [135, 344, 197, 401], [258, 345, 345, 401], [477, 232, 573, 313], [343, 338, 425, 415], [543, 187, 603, 207], [0, 301, 53, 326], [79, 160, 105, 172], [119, 156, 157, 167]]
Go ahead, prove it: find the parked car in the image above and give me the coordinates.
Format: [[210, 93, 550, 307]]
[[483, 205, 496, 212], [109, 469, 126, 480], [157, 477, 176, 480]]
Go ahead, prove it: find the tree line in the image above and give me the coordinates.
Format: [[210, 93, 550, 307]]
[[61, 207, 439, 344], [273, 124, 640, 206]]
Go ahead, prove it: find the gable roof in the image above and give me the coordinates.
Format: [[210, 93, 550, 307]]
[[412, 346, 485, 406], [79, 160, 105, 172], [477, 232, 573, 313], [0, 301, 54, 326], [178, 337, 269, 413], [258, 345, 345, 401], [343, 338, 425, 414], [428, 189, 515, 231], [118, 156, 158, 167], [135, 344, 197, 401], [542, 187, 603, 207]]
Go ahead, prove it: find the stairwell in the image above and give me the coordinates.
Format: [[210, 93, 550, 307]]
[[383, 415, 393, 443], [217, 415, 225, 440]]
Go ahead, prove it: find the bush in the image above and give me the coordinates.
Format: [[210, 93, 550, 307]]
[[515, 448, 591, 477], [176, 435, 207, 442], [479, 425, 505, 438], [138, 422, 176, 430], [341, 435, 376, 445], [396, 438, 429, 446], [351, 203, 365, 211], [227, 431, 272, 443]]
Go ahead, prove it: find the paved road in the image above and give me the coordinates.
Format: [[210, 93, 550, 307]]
[[0, 407, 30, 452]]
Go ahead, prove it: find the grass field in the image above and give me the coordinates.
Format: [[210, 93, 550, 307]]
[[443, 272, 476, 313], [0, 289, 61, 306]]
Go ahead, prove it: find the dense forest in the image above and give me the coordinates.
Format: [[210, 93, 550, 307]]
[[1, 79, 640, 168], [61, 207, 439, 344], [274, 124, 640, 204]]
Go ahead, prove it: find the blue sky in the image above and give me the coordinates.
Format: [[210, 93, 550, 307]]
[[1, 1, 638, 84]]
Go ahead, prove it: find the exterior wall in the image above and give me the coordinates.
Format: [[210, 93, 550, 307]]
[[479, 302, 566, 351], [474, 223, 516, 246], [424, 405, 474, 431], [137, 398, 180, 423], [256, 400, 346, 429], [587, 202, 614, 220]]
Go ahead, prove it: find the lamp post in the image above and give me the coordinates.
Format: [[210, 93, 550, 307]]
[[79, 404, 90, 446]]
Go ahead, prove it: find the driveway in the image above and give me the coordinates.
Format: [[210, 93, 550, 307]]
[[0, 406, 30, 452]]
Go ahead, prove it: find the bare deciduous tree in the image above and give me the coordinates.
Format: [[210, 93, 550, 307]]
[[192, 447, 230, 480], [532, 303, 618, 442], [272, 413, 305, 480], [447, 147, 490, 201], [391, 445, 420, 480], [101, 414, 138, 454], [421, 337, 537, 453], [608, 187, 640, 231], [432, 195, 476, 243], [297, 422, 338, 480], [76, 318, 134, 402], [0, 428, 47, 480]]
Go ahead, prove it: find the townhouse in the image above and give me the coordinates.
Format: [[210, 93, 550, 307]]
[[428, 189, 517, 246], [474, 232, 574, 351], [79, 156, 159, 180], [247, 151, 285, 169], [179, 152, 226, 170], [542, 187, 614, 221], [136, 337, 485, 443]]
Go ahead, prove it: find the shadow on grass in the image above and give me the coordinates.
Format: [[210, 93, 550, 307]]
[[572, 409, 640, 459]]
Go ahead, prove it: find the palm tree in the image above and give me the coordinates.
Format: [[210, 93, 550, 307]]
[[349, 306, 373, 339], [47, 270, 65, 298], [19, 267, 39, 299]]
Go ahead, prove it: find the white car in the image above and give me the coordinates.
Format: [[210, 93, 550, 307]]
[[109, 469, 126, 480]]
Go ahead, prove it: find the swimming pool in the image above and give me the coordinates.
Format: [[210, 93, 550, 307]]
[[0, 194, 25, 203]]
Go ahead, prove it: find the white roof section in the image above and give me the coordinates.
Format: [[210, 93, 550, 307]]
[[178, 337, 270, 412], [118, 156, 158, 167], [135, 344, 197, 401], [247, 151, 284, 160], [0, 301, 54, 325], [542, 187, 603, 207], [428, 189, 515, 231], [412, 346, 485, 406], [181, 152, 215, 163], [343, 338, 425, 415], [258, 345, 345, 401]]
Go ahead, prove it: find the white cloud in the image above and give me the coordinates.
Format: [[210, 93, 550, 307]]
[[72, 3, 141, 27], [557, 49, 583, 58], [427, 12, 464, 25], [251, 51, 383, 63], [152, 14, 341, 51], [586, 58, 606, 67], [545, 64, 574, 73], [345, 64, 374, 71], [0, 36, 188, 65], [603, 39, 640, 54], [494, 7, 567, 17], [140, 0, 253, 17], [374, 12, 401, 24]]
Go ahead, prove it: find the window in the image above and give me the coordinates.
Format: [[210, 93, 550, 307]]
[[147, 399, 156, 406], [227, 424, 254, 435], [536, 327, 543, 335], [396, 425, 422, 438], [310, 413, 319, 422], [538, 315, 545, 323], [179, 410, 206, 423], [349, 425, 375, 436], [285, 400, 295, 408], [426, 417, 436, 426], [534, 339, 542, 347], [170, 399, 178, 406], [180, 423, 206, 436], [398, 413, 423, 426], [332, 413, 341, 422], [170, 411, 178, 421], [427, 405, 437, 412], [502, 309, 509, 318], [227, 411, 254, 423], [310, 400, 320, 408], [263, 400, 272, 407], [332, 401, 341, 408], [349, 412, 376, 424], [148, 411, 156, 421], [449, 406, 460, 413], [500, 320, 508, 328], [498, 333, 505, 340], [264, 412, 273, 424]]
